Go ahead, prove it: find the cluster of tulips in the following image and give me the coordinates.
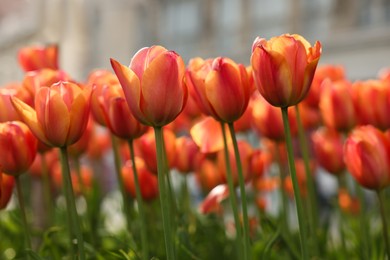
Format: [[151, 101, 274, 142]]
[[0, 33, 390, 259]]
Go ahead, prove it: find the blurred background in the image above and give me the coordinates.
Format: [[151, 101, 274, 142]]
[[0, 0, 390, 85]]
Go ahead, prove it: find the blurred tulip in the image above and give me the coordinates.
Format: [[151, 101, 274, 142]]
[[217, 140, 254, 185], [136, 128, 176, 173], [51, 162, 93, 196], [338, 188, 360, 215], [352, 80, 390, 130], [86, 127, 111, 160], [12, 81, 91, 147], [195, 157, 224, 192], [98, 84, 149, 140], [251, 93, 297, 141], [284, 159, 315, 198], [111, 45, 187, 127], [186, 56, 251, 123], [303, 64, 345, 108], [68, 116, 95, 158], [312, 127, 346, 175], [199, 184, 229, 214], [190, 117, 227, 154], [0, 121, 37, 176], [122, 158, 159, 201], [173, 135, 202, 174], [87, 70, 119, 126], [344, 125, 390, 190], [319, 79, 356, 132], [251, 34, 321, 108], [249, 149, 272, 179], [29, 149, 58, 179], [0, 173, 15, 210], [233, 96, 254, 133], [18, 44, 59, 72], [0, 87, 23, 122], [22, 69, 69, 101]]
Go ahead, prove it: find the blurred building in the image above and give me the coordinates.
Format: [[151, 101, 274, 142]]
[[0, 0, 389, 85]]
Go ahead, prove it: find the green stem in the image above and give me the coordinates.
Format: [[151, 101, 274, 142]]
[[220, 122, 244, 259], [15, 175, 32, 258], [128, 139, 149, 260], [227, 122, 251, 260], [59, 147, 85, 260], [41, 153, 53, 226], [295, 105, 319, 248], [110, 134, 132, 233], [281, 107, 308, 260], [274, 143, 290, 233], [154, 127, 175, 260], [73, 157, 86, 197], [377, 189, 390, 258], [356, 184, 370, 259]]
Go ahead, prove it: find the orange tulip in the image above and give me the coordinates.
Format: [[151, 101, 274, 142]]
[[312, 127, 345, 175], [195, 157, 224, 193], [98, 84, 149, 140], [303, 64, 345, 108], [87, 69, 119, 126], [11, 81, 91, 147], [344, 125, 390, 190], [136, 128, 176, 173], [251, 34, 321, 108], [0, 173, 15, 209], [29, 149, 58, 179], [111, 45, 187, 127], [186, 56, 251, 123], [251, 93, 297, 141], [0, 121, 38, 176], [18, 44, 59, 72], [68, 116, 94, 158], [122, 157, 159, 201], [173, 135, 202, 174], [319, 79, 356, 132], [352, 79, 390, 130]]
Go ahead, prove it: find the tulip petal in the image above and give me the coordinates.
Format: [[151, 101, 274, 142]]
[[199, 184, 229, 214], [68, 93, 90, 145], [129, 46, 167, 80], [43, 90, 70, 147], [111, 58, 146, 124], [190, 117, 229, 153], [11, 96, 50, 145]]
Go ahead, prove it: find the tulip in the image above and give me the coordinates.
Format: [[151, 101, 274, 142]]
[[0, 173, 15, 210], [344, 125, 390, 190], [312, 127, 346, 175], [319, 79, 356, 132], [173, 135, 202, 174], [11, 81, 89, 259], [303, 64, 345, 108], [122, 158, 158, 201], [195, 157, 224, 192], [111, 45, 187, 127], [0, 121, 37, 176], [199, 184, 229, 214], [136, 128, 176, 174], [251, 34, 321, 108], [352, 79, 390, 131], [344, 125, 390, 257], [98, 84, 149, 140], [186, 56, 251, 123], [87, 69, 119, 126], [251, 93, 297, 141], [11, 81, 91, 147], [18, 44, 59, 72]]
